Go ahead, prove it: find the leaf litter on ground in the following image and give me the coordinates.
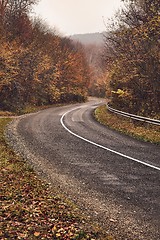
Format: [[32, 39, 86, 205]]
[[0, 118, 113, 240]]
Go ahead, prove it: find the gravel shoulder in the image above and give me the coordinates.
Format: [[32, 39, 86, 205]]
[[5, 101, 160, 240]]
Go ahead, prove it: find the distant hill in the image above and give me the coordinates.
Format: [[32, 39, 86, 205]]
[[70, 32, 105, 46]]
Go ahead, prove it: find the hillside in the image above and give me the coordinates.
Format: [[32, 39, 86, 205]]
[[70, 32, 104, 46]]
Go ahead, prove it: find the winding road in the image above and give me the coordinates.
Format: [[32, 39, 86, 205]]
[[7, 98, 160, 240]]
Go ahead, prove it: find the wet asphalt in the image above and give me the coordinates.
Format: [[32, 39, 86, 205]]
[[6, 98, 160, 240]]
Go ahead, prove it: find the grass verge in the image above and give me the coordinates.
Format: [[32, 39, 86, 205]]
[[94, 105, 160, 144], [0, 118, 113, 239], [0, 105, 61, 116], [0, 100, 84, 116]]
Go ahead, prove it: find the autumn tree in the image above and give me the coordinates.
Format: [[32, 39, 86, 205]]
[[84, 43, 107, 97], [0, 11, 90, 112], [0, 0, 37, 41], [103, 0, 160, 116]]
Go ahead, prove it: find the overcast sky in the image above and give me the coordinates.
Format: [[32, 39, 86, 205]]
[[33, 0, 123, 36]]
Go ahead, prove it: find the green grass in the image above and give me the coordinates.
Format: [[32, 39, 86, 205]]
[[94, 105, 160, 144], [0, 118, 114, 239]]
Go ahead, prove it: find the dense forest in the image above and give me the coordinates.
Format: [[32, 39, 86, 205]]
[[0, 0, 91, 112], [0, 0, 159, 118], [103, 0, 160, 117]]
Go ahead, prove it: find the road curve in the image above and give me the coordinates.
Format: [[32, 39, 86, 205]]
[[6, 98, 160, 240]]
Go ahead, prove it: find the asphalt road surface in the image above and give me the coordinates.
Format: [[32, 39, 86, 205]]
[[7, 98, 160, 240]]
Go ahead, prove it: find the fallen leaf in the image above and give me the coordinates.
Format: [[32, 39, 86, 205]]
[[34, 231, 40, 237], [52, 226, 57, 233]]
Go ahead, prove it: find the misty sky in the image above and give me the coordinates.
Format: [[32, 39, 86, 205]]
[[33, 0, 123, 36]]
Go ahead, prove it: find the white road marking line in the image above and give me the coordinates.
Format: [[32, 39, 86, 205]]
[[60, 107, 160, 171]]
